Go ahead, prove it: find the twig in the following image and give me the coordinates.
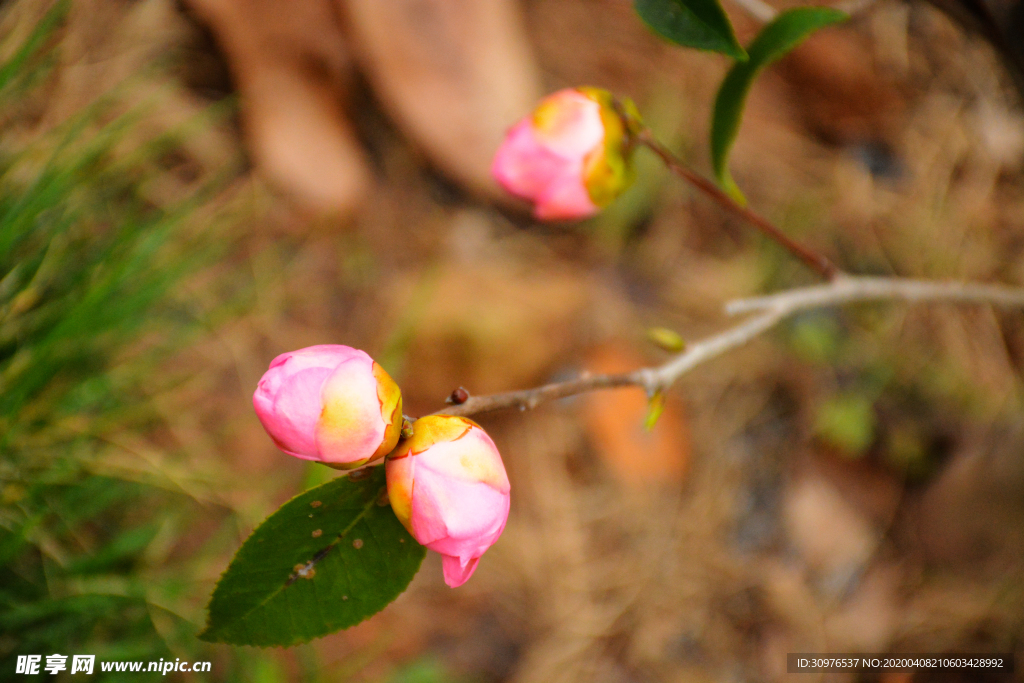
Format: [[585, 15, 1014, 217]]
[[635, 130, 842, 281], [725, 275, 1024, 315], [834, 0, 880, 17], [434, 276, 1024, 418], [436, 372, 640, 418], [730, 0, 778, 22], [728, 0, 879, 23]]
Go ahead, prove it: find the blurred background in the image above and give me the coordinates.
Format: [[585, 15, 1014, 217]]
[[1, 0, 1023, 681]]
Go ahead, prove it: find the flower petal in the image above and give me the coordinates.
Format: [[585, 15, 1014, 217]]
[[385, 452, 415, 531], [531, 89, 604, 158], [415, 426, 510, 491], [370, 362, 404, 462], [254, 365, 334, 458], [491, 120, 568, 200], [441, 554, 480, 588], [533, 161, 599, 220], [315, 354, 386, 467], [411, 472, 509, 558]]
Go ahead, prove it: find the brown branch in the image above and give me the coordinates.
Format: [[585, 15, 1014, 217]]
[[432, 276, 1024, 419], [436, 372, 640, 418], [635, 130, 841, 281]]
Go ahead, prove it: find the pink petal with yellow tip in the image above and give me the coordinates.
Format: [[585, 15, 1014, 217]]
[[530, 89, 604, 157], [369, 362, 403, 462], [414, 427, 510, 491], [384, 452, 415, 530], [384, 415, 510, 588], [491, 89, 604, 221], [315, 354, 387, 467]]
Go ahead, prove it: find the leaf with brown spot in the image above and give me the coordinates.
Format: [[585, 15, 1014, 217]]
[[200, 467, 424, 646]]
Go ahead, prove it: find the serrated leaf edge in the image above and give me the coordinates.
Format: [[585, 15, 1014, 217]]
[[198, 481, 382, 644]]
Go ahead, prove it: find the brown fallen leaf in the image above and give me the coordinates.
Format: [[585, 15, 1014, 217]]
[[184, 0, 371, 216], [783, 467, 878, 581], [341, 0, 543, 201], [583, 343, 690, 487]]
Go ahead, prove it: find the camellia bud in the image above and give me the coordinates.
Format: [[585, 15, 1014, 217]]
[[491, 87, 639, 220], [253, 345, 403, 469], [385, 415, 510, 588]]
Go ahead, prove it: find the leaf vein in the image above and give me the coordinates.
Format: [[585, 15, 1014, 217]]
[[213, 485, 382, 636]]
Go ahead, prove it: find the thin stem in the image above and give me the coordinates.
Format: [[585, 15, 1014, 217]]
[[635, 130, 841, 281], [437, 372, 639, 418], [432, 275, 1024, 419]]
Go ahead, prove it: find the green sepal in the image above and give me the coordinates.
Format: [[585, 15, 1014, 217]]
[[580, 88, 642, 208]]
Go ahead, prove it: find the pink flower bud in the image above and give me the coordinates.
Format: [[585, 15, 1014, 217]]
[[253, 345, 403, 469], [385, 415, 510, 588], [491, 87, 638, 220]]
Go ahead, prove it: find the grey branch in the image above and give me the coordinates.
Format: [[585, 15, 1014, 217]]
[[725, 275, 1024, 315], [728, 0, 778, 22], [727, 0, 878, 23], [434, 276, 1024, 419]]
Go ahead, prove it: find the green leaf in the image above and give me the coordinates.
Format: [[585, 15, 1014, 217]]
[[710, 7, 847, 198], [634, 0, 747, 60], [200, 468, 425, 647]]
